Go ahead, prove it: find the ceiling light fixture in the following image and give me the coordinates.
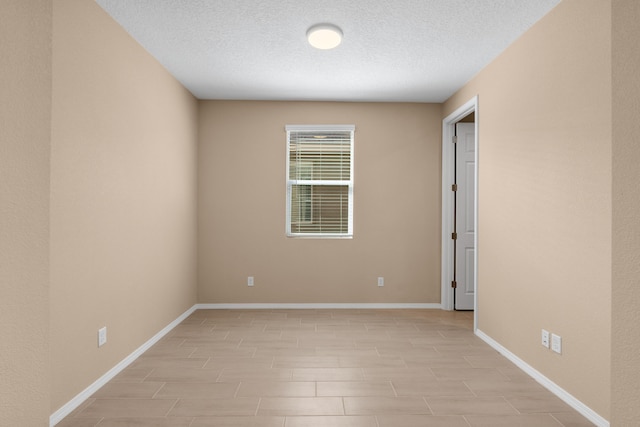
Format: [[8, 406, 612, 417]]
[[307, 24, 343, 50]]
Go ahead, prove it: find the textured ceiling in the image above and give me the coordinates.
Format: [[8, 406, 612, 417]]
[[95, 0, 561, 102]]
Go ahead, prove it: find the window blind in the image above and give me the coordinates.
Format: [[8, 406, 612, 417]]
[[286, 125, 354, 237]]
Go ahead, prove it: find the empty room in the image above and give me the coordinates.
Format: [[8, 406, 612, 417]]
[[2, 0, 639, 426]]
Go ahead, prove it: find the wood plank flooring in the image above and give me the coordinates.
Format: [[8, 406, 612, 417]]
[[57, 309, 596, 426]]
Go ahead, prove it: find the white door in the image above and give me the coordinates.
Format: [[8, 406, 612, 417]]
[[455, 122, 475, 310]]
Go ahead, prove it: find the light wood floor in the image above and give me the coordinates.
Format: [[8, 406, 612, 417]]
[[58, 309, 595, 426]]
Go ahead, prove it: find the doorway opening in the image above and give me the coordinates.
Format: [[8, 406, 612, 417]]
[[441, 96, 478, 330]]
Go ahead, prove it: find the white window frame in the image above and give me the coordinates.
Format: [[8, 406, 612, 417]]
[[285, 124, 355, 238]]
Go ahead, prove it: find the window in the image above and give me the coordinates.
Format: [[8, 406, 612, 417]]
[[286, 125, 354, 238]]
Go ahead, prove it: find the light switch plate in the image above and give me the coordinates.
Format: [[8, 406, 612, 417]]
[[98, 327, 107, 347], [551, 333, 562, 354]]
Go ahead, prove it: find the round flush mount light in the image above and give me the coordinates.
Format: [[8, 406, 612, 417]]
[[307, 24, 343, 50]]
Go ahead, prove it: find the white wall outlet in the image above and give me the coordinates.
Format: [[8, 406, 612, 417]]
[[247, 276, 254, 287], [551, 333, 562, 354], [98, 326, 107, 347], [377, 277, 384, 287], [541, 329, 550, 348]]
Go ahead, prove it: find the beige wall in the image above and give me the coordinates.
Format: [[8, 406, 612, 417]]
[[51, 0, 198, 411], [0, 1, 52, 425], [444, 0, 611, 419], [612, 0, 640, 424], [198, 101, 442, 304]]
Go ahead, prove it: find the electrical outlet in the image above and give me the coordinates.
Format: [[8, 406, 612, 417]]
[[98, 327, 107, 347], [551, 333, 562, 354], [247, 276, 254, 287], [377, 277, 384, 287], [541, 329, 550, 348]]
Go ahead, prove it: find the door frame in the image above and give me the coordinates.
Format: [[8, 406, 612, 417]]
[[441, 96, 478, 328]]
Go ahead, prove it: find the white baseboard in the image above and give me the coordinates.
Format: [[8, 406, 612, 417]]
[[49, 305, 198, 427], [475, 329, 609, 427], [196, 303, 442, 310]]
